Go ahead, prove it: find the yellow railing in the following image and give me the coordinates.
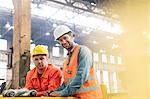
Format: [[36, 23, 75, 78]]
[[100, 84, 108, 99], [0, 96, 78, 99]]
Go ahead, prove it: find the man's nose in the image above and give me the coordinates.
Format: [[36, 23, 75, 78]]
[[38, 60, 42, 64], [61, 39, 66, 44]]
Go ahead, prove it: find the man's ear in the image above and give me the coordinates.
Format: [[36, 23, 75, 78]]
[[71, 33, 75, 40], [70, 32, 75, 37], [73, 34, 75, 37]]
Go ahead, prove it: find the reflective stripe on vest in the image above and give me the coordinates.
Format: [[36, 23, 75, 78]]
[[68, 78, 73, 84], [87, 75, 96, 81], [66, 75, 96, 86], [76, 86, 99, 93]]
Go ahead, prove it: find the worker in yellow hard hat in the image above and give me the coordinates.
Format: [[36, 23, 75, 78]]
[[24, 45, 63, 96], [50, 25, 102, 99]]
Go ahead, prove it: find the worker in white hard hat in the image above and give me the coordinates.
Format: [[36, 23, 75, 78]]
[[50, 25, 102, 99], [24, 45, 63, 96]]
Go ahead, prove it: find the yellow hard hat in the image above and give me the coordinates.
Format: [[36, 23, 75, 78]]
[[32, 45, 49, 57]]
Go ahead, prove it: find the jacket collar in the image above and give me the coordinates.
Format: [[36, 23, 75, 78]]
[[31, 64, 50, 80], [67, 42, 78, 55]]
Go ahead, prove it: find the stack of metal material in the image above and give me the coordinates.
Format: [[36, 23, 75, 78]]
[[2, 89, 16, 97], [21, 90, 37, 96], [2, 89, 37, 97]]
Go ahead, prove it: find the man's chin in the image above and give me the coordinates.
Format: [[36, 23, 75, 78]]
[[38, 71, 43, 74], [37, 68, 43, 71]]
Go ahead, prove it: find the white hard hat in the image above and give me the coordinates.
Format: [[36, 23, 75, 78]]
[[53, 25, 71, 40]]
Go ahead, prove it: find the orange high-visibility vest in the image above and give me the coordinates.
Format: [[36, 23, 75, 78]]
[[63, 45, 103, 99]]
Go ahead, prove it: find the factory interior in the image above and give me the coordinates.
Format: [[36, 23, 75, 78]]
[[0, 0, 150, 99]]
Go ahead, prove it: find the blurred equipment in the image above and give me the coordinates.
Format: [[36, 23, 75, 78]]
[[0, 82, 6, 94], [20, 90, 37, 97], [2, 89, 16, 97], [46, 90, 54, 96], [2, 89, 37, 97], [19, 50, 30, 87]]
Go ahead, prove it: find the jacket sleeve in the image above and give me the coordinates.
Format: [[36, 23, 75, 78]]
[[48, 69, 63, 91], [37, 91, 45, 96], [36, 69, 63, 96], [56, 83, 66, 91], [59, 46, 93, 96], [24, 71, 33, 90]]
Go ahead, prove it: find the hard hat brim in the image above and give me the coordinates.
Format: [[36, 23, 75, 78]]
[[55, 31, 71, 41]]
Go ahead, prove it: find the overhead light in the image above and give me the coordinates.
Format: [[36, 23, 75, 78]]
[[45, 32, 50, 36], [11, 26, 14, 29], [0, 35, 1, 38], [106, 36, 114, 40], [82, 30, 90, 34], [92, 40, 97, 44], [53, 23, 57, 28], [55, 43, 60, 47], [82, 27, 94, 34], [4, 22, 11, 29], [83, 0, 97, 4], [112, 44, 119, 49], [143, 32, 150, 40], [100, 49, 106, 53], [91, 2, 96, 6], [30, 40, 33, 43]]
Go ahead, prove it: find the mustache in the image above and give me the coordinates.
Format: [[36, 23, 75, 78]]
[[37, 64, 44, 67], [62, 42, 70, 47]]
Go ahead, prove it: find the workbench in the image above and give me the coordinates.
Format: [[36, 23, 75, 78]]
[[0, 96, 77, 99]]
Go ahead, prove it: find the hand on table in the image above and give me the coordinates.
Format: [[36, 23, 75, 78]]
[[49, 91, 61, 97]]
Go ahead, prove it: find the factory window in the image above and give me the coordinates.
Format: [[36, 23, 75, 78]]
[[117, 56, 122, 64], [63, 48, 68, 58], [110, 55, 115, 64], [102, 54, 107, 63], [29, 44, 35, 70], [0, 39, 7, 50], [0, 39, 7, 85], [111, 72, 118, 93], [103, 70, 110, 93], [0, 62, 7, 85], [52, 47, 60, 57], [30, 61, 35, 70], [30, 44, 35, 52], [96, 70, 101, 84], [0, 53, 7, 62], [93, 52, 99, 62]]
